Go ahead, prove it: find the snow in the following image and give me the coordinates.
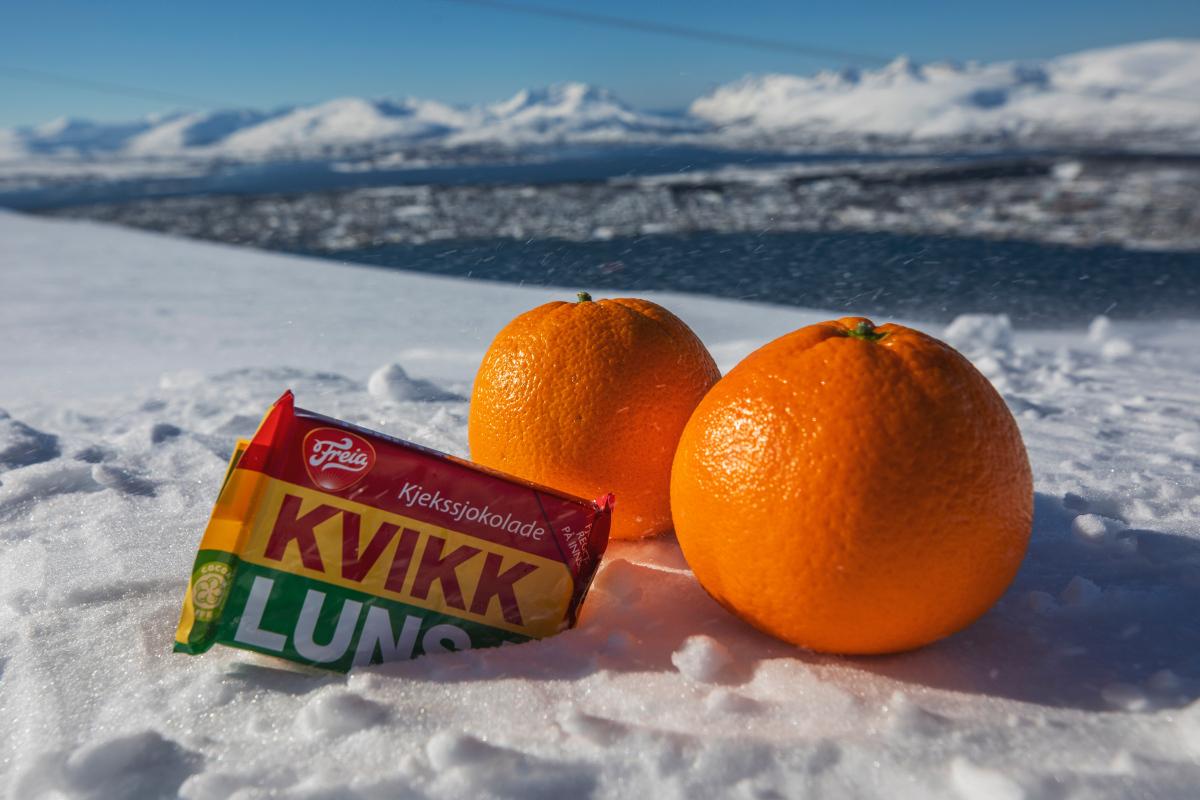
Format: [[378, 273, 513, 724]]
[[1052, 40, 1200, 101], [691, 39, 1200, 141], [943, 313, 1014, 352], [948, 757, 1026, 800], [216, 98, 462, 155], [671, 635, 735, 684], [367, 363, 464, 403], [4, 40, 1198, 173], [124, 109, 284, 156], [2, 211, 1200, 797], [0, 410, 60, 470], [1070, 513, 1124, 543], [0, 129, 25, 162], [445, 83, 699, 146], [0, 82, 693, 166]]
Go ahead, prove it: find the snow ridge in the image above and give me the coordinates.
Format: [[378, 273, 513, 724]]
[[2, 39, 1199, 165], [2, 81, 696, 161], [691, 39, 1200, 140]]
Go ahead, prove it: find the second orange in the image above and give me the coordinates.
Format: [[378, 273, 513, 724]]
[[469, 292, 720, 539]]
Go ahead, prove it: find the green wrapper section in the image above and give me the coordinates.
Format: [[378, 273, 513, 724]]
[[175, 550, 528, 672]]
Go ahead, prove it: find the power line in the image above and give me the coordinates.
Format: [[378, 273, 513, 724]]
[[434, 1, 1200, 107], [434, 0, 895, 65], [0, 65, 228, 109], [1, 23, 1194, 121]]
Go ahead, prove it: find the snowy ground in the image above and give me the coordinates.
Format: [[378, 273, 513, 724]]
[[2, 212, 1199, 799]]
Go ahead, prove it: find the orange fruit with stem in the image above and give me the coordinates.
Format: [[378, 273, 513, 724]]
[[470, 292, 720, 540], [670, 317, 1033, 654]]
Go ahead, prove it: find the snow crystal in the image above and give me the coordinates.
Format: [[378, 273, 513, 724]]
[[0, 460, 100, 520], [0, 410, 59, 471], [1087, 315, 1113, 343], [298, 688, 390, 737], [671, 635, 734, 683], [426, 730, 511, 771], [560, 708, 629, 746], [1101, 338, 1135, 360], [367, 362, 463, 403], [1173, 431, 1200, 455], [943, 314, 1013, 353], [948, 757, 1025, 800], [14, 730, 203, 800], [1070, 513, 1126, 543], [1053, 161, 1084, 182], [1071, 513, 1109, 541], [1178, 699, 1200, 754], [426, 731, 596, 798], [1101, 682, 1150, 712], [150, 422, 183, 444], [72, 444, 109, 464], [703, 688, 761, 715], [91, 463, 157, 497], [885, 692, 950, 737]]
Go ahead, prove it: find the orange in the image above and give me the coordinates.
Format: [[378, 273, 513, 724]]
[[470, 292, 720, 540], [670, 317, 1032, 654]]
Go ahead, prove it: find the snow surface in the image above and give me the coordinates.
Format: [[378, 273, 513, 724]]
[[3, 40, 1198, 171], [2, 212, 1200, 798]]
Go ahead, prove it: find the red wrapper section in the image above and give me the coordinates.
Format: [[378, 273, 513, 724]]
[[175, 390, 613, 671], [247, 391, 612, 616]]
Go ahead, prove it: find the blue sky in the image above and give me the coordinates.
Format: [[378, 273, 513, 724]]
[[1, 0, 1197, 127]]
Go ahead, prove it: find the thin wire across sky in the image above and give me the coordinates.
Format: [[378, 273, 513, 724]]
[[435, 0, 896, 65], [0, 2, 1194, 114]]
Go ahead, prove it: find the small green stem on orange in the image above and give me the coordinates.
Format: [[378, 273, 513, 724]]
[[576, 291, 593, 303], [845, 320, 887, 341]]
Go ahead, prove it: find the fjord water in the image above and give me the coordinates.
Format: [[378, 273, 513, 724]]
[[8, 146, 1198, 324], [317, 231, 1200, 325]]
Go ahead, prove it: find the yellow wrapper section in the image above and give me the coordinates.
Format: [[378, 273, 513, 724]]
[[238, 475, 574, 637], [176, 448, 574, 644], [175, 440, 257, 645]]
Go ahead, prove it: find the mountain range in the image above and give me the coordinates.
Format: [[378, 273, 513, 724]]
[[692, 39, 1200, 141], [3, 39, 1198, 165]]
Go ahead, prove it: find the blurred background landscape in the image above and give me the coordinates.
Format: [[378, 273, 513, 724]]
[[3, 0, 1199, 324]]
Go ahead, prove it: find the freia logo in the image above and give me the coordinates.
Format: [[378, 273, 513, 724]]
[[303, 428, 376, 491]]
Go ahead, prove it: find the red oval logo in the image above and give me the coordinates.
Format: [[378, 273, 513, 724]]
[[302, 427, 376, 492]]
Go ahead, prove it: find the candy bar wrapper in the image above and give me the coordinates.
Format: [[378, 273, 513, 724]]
[[175, 391, 612, 672]]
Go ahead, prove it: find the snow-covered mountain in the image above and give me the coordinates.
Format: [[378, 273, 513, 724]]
[[691, 39, 1200, 141], [450, 83, 702, 145], [2, 40, 1199, 168], [2, 82, 697, 163]]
